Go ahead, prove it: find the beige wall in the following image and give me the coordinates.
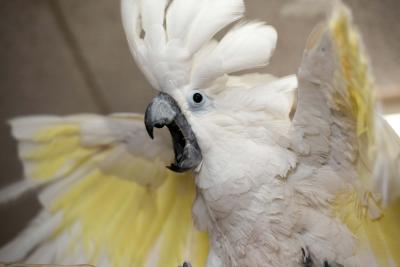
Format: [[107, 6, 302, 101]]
[[0, 0, 399, 246]]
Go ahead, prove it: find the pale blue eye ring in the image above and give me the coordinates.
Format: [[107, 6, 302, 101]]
[[187, 90, 209, 111]]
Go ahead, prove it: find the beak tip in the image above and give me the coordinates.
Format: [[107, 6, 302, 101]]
[[144, 101, 155, 139], [144, 120, 154, 139], [146, 127, 154, 139]]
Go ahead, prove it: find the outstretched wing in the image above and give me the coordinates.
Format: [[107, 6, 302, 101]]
[[292, 2, 400, 266], [0, 114, 208, 267]]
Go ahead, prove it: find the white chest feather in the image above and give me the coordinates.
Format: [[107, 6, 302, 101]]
[[193, 141, 362, 267]]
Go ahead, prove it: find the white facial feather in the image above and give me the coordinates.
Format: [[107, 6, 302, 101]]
[[219, 75, 296, 113]]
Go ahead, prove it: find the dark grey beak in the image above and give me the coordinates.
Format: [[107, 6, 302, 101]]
[[144, 93, 202, 173]]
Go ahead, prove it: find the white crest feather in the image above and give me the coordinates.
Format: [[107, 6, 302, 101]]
[[191, 22, 278, 88], [166, 0, 204, 40], [140, 0, 168, 33], [184, 0, 245, 55], [121, 0, 277, 94], [121, 0, 160, 89]]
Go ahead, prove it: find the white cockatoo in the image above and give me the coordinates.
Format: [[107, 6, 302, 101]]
[[1, 0, 399, 267]]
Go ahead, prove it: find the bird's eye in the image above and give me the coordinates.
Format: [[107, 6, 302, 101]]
[[187, 90, 210, 111], [192, 92, 203, 104]]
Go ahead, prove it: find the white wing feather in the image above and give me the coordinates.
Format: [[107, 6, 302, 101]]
[[0, 211, 63, 262]]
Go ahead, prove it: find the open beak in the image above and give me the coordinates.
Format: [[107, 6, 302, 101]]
[[144, 93, 202, 173]]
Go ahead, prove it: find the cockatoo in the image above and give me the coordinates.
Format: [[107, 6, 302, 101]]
[[0, 0, 399, 267]]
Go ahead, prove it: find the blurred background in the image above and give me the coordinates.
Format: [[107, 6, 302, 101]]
[[0, 0, 399, 247]]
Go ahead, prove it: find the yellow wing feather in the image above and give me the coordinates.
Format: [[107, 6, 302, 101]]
[[52, 170, 208, 267], [329, 3, 400, 266], [25, 125, 97, 182], [4, 115, 209, 267]]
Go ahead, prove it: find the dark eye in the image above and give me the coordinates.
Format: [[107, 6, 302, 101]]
[[192, 92, 203, 103]]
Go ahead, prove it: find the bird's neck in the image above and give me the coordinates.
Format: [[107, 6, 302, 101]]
[[194, 134, 297, 223], [195, 133, 296, 189], [193, 137, 299, 265]]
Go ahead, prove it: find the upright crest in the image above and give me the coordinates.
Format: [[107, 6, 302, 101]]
[[121, 0, 278, 93]]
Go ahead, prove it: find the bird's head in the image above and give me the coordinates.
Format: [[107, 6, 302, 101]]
[[122, 0, 296, 173]]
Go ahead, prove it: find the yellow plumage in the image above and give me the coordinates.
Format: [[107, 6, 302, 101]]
[[329, 3, 400, 266], [334, 192, 400, 266], [6, 115, 209, 267], [329, 5, 375, 139], [51, 171, 208, 267]]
